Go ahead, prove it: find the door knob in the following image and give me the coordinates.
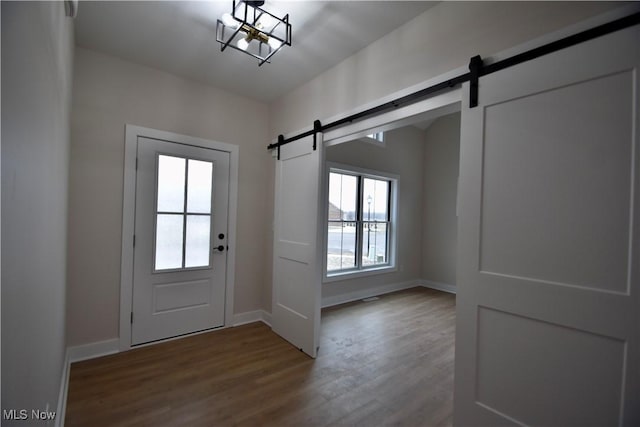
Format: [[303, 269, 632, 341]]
[[216, 245, 225, 252]]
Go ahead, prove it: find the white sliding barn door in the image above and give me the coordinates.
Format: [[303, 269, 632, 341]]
[[272, 134, 323, 357], [455, 25, 639, 426]]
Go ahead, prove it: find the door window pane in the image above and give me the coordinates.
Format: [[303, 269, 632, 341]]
[[187, 160, 213, 214], [157, 155, 186, 212], [154, 155, 217, 272], [185, 215, 211, 268], [155, 214, 184, 270]]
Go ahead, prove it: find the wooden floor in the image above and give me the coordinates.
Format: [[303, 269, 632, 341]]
[[66, 287, 456, 426]]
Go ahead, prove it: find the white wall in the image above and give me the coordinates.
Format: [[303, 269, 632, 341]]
[[422, 113, 461, 287], [67, 48, 270, 346], [63, 2, 629, 344], [323, 126, 425, 302], [264, 1, 622, 311], [1, 1, 74, 419], [270, 2, 621, 137]]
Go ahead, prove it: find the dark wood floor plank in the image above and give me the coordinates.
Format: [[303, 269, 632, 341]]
[[66, 287, 455, 426]]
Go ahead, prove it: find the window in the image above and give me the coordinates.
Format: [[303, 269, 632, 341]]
[[326, 164, 397, 278], [367, 132, 384, 143], [154, 154, 213, 271], [364, 131, 385, 147]]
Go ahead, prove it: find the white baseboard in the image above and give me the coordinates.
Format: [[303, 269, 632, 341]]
[[67, 311, 273, 366], [232, 310, 262, 326], [67, 338, 120, 364], [56, 283, 448, 425], [233, 310, 272, 327], [56, 338, 117, 427], [321, 280, 421, 308], [421, 279, 457, 294], [261, 311, 272, 327], [55, 350, 70, 427], [58, 310, 272, 422]]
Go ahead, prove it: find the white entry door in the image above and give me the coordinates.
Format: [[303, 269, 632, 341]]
[[454, 25, 639, 425], [272, 134, 323, 357], [132, 137, 230, 345]]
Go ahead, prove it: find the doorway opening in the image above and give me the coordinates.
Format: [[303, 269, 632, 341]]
[[316, 107, 463, 423], [320, 100, 462, 309]]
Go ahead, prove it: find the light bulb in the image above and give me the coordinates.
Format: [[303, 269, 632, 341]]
[[258, 14, 275, 30], [237, 37, 249, 51], [268, 37, 282, 50], [221, 13, 238, 29]]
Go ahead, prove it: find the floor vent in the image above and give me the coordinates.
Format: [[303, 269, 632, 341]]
[[362, 297, 380, 302]]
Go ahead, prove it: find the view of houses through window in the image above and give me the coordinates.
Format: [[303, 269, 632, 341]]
[[327, 168, 392, 274]]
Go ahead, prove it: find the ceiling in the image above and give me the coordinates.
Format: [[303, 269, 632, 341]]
[[74, 1, 437, 103]]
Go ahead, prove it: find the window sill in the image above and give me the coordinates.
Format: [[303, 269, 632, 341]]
[[323, 265, 397, 284]]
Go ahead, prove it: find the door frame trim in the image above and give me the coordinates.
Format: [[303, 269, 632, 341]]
[[119, 125, 240, 351]]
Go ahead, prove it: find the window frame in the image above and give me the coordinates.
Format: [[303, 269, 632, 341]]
[[324, 162, 399, 283], [152, 152, 215, 273]]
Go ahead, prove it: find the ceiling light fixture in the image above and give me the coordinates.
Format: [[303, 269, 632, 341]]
[[216, 1, 291, 66]]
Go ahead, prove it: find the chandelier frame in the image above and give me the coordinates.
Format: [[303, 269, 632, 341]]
[[216, 1, 292, 66]]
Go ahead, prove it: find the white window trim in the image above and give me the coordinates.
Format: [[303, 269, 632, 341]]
[[323, 161, 399, 283]]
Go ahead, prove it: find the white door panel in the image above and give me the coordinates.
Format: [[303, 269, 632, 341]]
[[455, 25, 639, 426], [132, 137, 230, 345], [272, 134, 323, 357]]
